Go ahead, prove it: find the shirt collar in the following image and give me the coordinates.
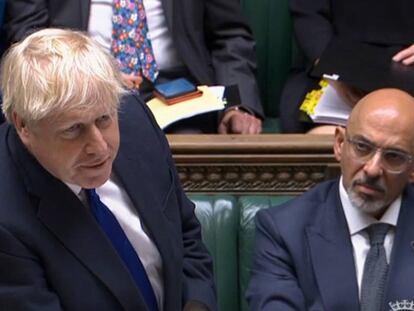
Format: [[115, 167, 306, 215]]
[[339, 176, 401, 235], [65, 182, 83, 197]]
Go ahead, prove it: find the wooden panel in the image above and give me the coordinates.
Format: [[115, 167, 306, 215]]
[[168, 134, 341, 195]]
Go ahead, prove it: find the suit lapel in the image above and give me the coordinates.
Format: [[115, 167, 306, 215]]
[[37, 187, 148, 310], [113, 151, 181, 309], [384, 186, 414, 306], [161, 0, 174, 31], [306, 184, 360, 311], [8, 129, 148, 310]]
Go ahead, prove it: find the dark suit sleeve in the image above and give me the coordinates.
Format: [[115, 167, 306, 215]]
[[0, 225, 63, 310], [5, 0, 49, 44], [289, 0, 333, 62], [204, 0, 263, 117], [246, 209, 307, 311]]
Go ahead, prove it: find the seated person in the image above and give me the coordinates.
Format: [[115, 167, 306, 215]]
[[5, 0, 263, 134], [247, 88, 414, 310], [279, 0, 414, 133], [0, 28, 216, 311]]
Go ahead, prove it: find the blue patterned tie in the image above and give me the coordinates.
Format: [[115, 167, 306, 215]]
[[86, 189, 159, 311], [111, 0, 158, 81], [360, 223, 390, 311]]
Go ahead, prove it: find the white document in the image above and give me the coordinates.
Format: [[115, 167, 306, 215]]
[[310, 84, 352, 126], [146, 85, 225, 129]]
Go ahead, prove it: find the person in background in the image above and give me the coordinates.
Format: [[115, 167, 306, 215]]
[[248, 88, 414, 310], [5, 0, 263, 134], [279, 0, 414, 133], [0, 28, 216, 311]]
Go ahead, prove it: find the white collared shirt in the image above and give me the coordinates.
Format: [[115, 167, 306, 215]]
[[66, 177, 164, 310], [88, 0, 183, 70], [339, 177, 400, 298]]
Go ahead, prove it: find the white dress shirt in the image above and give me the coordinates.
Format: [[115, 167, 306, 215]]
[[66, 176, 164, 310], [88, 0, 183, 70], [339, 177, 400, 298]]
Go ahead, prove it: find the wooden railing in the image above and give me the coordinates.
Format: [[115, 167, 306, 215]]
[[168, 134, 340, 195]]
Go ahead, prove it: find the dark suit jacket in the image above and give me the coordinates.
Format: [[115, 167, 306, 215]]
[[0, 94, 216, 310], [247, 179, 414, 311], [279, 0, 414, 132], [5, 0, 263, 118]]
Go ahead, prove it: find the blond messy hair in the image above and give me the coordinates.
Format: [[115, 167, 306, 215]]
[[0, 28, 126, 124]]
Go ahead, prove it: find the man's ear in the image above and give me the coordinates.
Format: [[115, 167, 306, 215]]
[[12, 112, 31, 146], [333, 126, 346, 162]]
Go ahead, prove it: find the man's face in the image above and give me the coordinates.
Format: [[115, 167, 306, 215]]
[[15, 105, 120, 189], [334, 119, 414, 217]]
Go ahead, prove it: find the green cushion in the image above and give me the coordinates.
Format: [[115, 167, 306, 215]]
[[262, 117, 280, 133], [191, 195, 239, 311], [238, 195, 293, 311], [241, 0, 293, 118]]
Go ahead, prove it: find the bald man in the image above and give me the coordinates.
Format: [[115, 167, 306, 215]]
[[247, 88, 414, 311]]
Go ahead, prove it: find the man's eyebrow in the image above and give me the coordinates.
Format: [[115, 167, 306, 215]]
[[349, 134, 372, 143], [352, 135, 411, 153]]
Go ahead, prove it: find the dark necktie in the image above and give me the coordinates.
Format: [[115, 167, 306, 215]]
[[111, 0, 158, 81], [85, 189, 159, 311], [360, 223, 390, 311]]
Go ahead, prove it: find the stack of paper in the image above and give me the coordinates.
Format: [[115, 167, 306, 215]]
[[146, 85, 225, 129], [310, 84, 351, 126]]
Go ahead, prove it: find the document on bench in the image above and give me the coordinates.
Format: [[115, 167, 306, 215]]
[[146, 85, 225, 129]]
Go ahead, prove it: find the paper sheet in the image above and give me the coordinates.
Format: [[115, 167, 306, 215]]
[[146, 85, 225, 129], [311, 84, 352, 126]]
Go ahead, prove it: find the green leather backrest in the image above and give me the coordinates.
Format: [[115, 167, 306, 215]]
[[191, 194, 294, 311], [192, 195, 239, 311], [240, 0, 293, 118], [238, 195, 293, 311]]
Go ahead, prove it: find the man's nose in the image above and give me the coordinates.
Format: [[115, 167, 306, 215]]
[[85, 127, 108, 155], [363, 151, 383, 177]]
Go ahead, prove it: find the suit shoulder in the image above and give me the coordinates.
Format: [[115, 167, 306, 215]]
[[257, 179, 339, 225]]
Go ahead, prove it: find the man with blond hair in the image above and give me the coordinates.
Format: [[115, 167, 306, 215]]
[[0, 28, 216, 311], [247, 88, 414, 310], [5, 0, 263, 134]]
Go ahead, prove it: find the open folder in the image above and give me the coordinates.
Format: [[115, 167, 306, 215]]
[[146, 85, 225, 129]]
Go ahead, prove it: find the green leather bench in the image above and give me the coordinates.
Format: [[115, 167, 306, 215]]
[[191, 195, 293, 311], [241, 0, 295, 132]]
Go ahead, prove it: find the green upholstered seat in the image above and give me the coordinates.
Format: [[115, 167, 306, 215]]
[[238, 195, 293, 311], [240, 0, 294, 121], [191, 195, 294, 311], [191, 195, 240, 311]]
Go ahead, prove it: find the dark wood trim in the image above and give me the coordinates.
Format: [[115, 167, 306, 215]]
[[168, 134, 341, 195]]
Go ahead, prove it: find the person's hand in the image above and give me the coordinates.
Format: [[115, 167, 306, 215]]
[[329, 80, 365, 108], [121, 73, 143, 89], [218, 108, 262, 134], [392, 44, 414, 65]]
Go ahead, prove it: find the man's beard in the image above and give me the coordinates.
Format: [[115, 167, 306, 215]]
[[347, 175, 387, 215]]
